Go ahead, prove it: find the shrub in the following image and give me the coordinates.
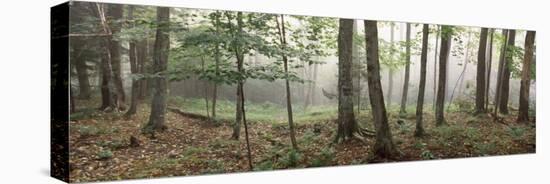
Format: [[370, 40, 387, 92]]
[[97, 150, 113, 160], [507, 126, 526, 139], [421, 150, 435, 160], [280, 149, 301, 168], [310, 147, 334, 167]]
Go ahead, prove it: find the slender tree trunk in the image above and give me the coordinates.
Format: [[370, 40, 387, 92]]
[[311, 62, 319, 106], [499, 30, 516, 114], [72, 37, 92, 99], [239, 80, 253, 170], [455, 32, 472, 102], [475, 28, 488, 114], [137, 40, 148, 100], [433, 26, 440, 110], [93, 3, 117, 111], [415, 24, 429, 137], [399, 23, 411, 116], [126, 6, 139, 116], [494, 30, 509, 118], [485, 29, 494, 110], [275, 15, 298, 149], [143, 7, 170, 133], [231, 12, 245, 140], [436, 26, 453, 126], [201, 56, 210, 118], [107, 4, 126, 109], [387, 23, 395, 108], [211, 12, 222, 119], [364, 20, 397, 158], [335, 18, 359, 143], [517, 31, 535, 123]]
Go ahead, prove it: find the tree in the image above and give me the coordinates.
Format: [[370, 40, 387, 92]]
[[433, 25, 440, 110], [475, 28, 488, 114], [335, 18, 359, 142], [386, 23, 395, 107], [435, 25, 453, 126], [414, 24, 429, 137], [364, 20, 397, 158], [107, 4, 127, 109], [494, 29, 509, 118], [142, 7, 170, 133], [517, 31, 535, 123], [399, 23, 411, 116], [230, 12, 246, 140], [125, 5, 139, 116], [485, 29, 494, 110], [275, 14, 298, 149], [499, 30, 516, 114]]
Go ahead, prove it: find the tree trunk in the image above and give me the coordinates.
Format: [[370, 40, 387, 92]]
[[143, 7, 170, 133], [335, 18, 359, 143], [475, 28, 488, 114], [137, 40, 148, 100], [364, 20, 397, 158], [433, 26, 440, 110], [494, 30, 509, 118], [211, 11, 221, 119], [436, 26, 453, 126], [485, 29, 494, 110], [415, 24, 429, 137], [71, 37, 92, 100], [231, 12, 245, 140], [92, 3, 117, 111], [517, 31, 535, 123], [276, 15, 298, 149], [353, 20, 361, 116], [387, 23, 395, 108], [107, 4, 126, 109], [454, 32, 472, 102], [126, 6, 139, 116], [399, 23, 411, 116], [499, 30, 516, 114]]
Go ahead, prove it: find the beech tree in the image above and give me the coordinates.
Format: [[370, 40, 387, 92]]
[[517, 31, 535, 123], [499, 30, 516, 114], [475, 28, 488, 114], [414, 24, 429, 137], [335, 18, 359, 142], [399, 23, 411, 116], [435, 25, 453, 126], [364, 20, 397, 158], [143, 7, 170, 133]]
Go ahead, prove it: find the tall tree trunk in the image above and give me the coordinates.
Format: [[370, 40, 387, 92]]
[[386, 23, 395, 108], [494, 30, 509, 118], [239, 80, 253, 170], [436, 26, 453, 126], [276, 15, 298, 149], [517, 31, 535, 123], [475, 28, 488, 114], [107, 4, 126, 109], [335, 18, 359, 143], [499, 30, 516, 114], [454, 32, 472, 102], [72, 37, 92, 100], [485, 29, 494, 110], [92, 3, 117, 111], [231, 12, 245, 140], [415, 24, 429, 137], [364, 20, 397, 158], [137, 40, 149, 100], [399, 23, 411, 116], [433, 26, 440, 110], [311, 62, 319, 106], [201, 56, 210, 118], [353, 20, 361, 116], [126, 6, 139, 116], [143, 7, 170, 133], [211, 11, 222, 119]]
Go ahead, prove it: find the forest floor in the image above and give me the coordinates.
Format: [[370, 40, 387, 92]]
[[68, 97, 536, 183]]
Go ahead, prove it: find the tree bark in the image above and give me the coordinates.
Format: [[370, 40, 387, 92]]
[[399, 23, 411, 116], [494, 30, 509, 118], [475, 28, 488, 114], [436, 26, 452, 126], [71, 37, 92, 99], [107, 4, 126, 109], [231, 12, 245, 140], [433, 26, 440, 110], [415, 24, 429, 137], [485, 29, 494, 110], [499, 30, 516, 114], [517, 31, 535, 123], [211, 11, 222, 119], [126, 6, 139, 116], [276, 15, 298, 149], [335, 19, 359, 143], [364, 20, 397, 158], [143, 7, 170, 133]]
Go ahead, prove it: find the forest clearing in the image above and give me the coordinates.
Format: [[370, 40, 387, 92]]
[[64, 1, 536, 182]]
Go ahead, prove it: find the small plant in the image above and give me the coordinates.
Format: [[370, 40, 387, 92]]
[[202, 160, 225, 174], [507, 126, 526, 139], [280, 149, 301, 168], [421, 150, 435, 160], [299, 130, 317, 145], [414, 142, 427, 149], [310, 147, 334, 167], [97, 150, 113, 160], [474, 142, 496, 156], [182, 146, 206, 156], [78, 126, 99, 136], [256, 160, 274, 171]]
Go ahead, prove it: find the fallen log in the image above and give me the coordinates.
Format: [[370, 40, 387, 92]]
[[167, 106, 211, 121]]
